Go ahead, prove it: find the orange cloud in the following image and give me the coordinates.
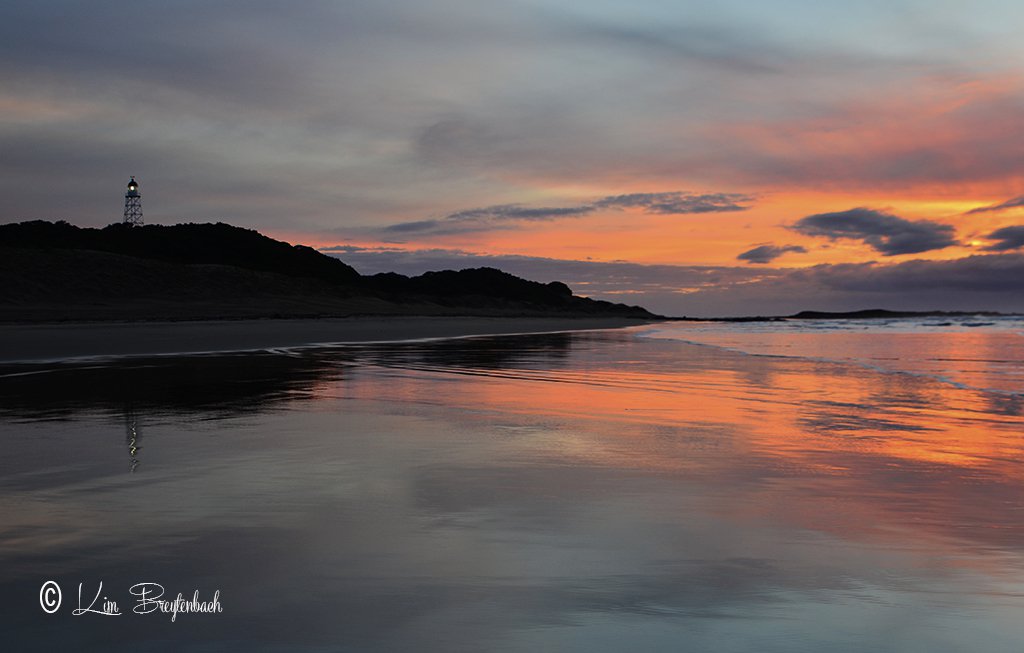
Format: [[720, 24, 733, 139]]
[[302, 76, 1024, 270], [704, 74, 1024, 194]]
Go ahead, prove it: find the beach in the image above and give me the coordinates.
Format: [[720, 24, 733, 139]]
[[6, 2, 1023, 649], [0, 316, 652, 363], [2, 320, 1023, 651]]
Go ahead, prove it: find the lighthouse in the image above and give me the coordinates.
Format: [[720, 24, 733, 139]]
[[123, 176, 143, 226]]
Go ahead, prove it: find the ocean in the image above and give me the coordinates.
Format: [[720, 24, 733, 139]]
[[645, 315, 1024, 395], [2, 319, 1022, 651]]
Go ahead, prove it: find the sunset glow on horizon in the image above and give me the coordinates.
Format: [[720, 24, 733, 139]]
[[3, 1, 1024, 315]]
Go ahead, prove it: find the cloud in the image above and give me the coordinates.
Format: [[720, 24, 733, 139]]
[[3, 0, 1023, 231], [323, 246, 1024, 317], [982, 225, 1024, 251], [380, 203, 596, 235], [381, 191, 754, 236], [595, 192, 755, 214], [322, 244, 777, 296], [966, 196, 1024, 215], [550, 15, 788, 76], [791, 207, 958, 256], [682, 253, 1024, 315], [737, 243, 807, 264], [445, 204, 596, 222], [808, 254, 1024, 293]]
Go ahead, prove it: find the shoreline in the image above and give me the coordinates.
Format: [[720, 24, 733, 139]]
[[0, 315, 658, 364]]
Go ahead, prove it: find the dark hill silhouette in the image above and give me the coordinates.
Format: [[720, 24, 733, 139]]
[[0, 220, 655, 322], [367, 268, 575, 307], [0, 220, 361, 285]]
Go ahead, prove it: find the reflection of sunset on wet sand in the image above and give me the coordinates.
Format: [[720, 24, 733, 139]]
[[1, 324, 1022, 650], [343, 328, 1024, 549]]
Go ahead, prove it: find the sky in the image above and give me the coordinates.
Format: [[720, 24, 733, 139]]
[[3, 0, 1024, 316]]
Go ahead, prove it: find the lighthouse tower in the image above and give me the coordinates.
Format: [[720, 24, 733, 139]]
[[123, 176, 143, 226]]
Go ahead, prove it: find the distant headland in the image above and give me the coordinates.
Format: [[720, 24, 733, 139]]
[[0, 220, 657, 323], [667, 308, 1015, 322]]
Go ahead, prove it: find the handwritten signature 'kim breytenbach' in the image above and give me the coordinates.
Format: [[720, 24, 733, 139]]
[[69, 581, 222, 622]]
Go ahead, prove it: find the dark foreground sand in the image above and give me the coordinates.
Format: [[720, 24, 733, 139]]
[[0, 316, 654, 363]]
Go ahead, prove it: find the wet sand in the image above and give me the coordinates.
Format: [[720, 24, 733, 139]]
[[2, 327, 1022, 651], [0, 316, 654, 363]]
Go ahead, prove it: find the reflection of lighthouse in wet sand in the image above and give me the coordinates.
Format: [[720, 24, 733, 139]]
[[123, 176, 143, 226], [125, 409, 141, 473]]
